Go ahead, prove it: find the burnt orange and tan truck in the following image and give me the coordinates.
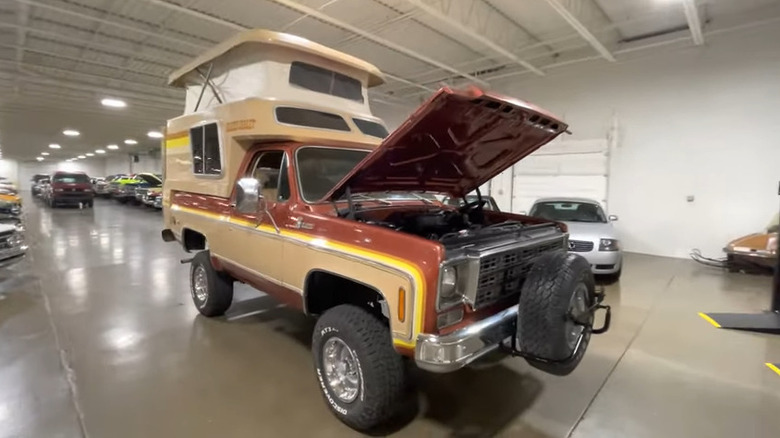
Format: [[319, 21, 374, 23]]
[[161, 29, 610, 432]]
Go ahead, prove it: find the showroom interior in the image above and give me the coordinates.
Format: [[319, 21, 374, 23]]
[[0, 0, 779, 437]]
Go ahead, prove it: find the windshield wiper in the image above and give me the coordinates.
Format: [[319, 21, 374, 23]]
[[407, 193, 433, 204], [351, 194, 391, 205]]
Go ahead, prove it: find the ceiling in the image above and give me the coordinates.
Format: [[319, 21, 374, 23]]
[[0, 0, 779, 162]]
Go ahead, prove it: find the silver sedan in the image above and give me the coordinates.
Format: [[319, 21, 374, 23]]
[[529, 197, 622, 280]]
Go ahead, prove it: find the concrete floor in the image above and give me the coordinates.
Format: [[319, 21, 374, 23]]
[[1, 198, 779, 438]]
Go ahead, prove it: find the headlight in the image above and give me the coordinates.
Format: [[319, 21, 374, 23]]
[[599, 238, 620, 251], [440, 266, 458, 298]]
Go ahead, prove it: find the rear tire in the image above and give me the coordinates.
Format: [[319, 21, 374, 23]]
[[189, 250, 233, 317], [312, 305, 408, 432], [518, 251, 595, 376]]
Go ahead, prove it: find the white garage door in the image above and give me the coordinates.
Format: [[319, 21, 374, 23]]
[[488, 138, 610, 213]]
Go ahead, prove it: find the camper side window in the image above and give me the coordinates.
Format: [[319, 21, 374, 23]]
[[289, 61, 363, 103], [190, 123, 221, 175]]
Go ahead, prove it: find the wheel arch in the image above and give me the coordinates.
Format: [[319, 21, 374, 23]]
[[303, 269, 388, 319]]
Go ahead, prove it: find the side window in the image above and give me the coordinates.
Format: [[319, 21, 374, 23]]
[[249, 151, 284, 203], [190, 123, 221, 175], [277, 154, 290, 202]]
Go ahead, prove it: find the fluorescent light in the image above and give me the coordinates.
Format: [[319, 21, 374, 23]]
[[86, 153, 95, 157], [63, 129, 80, 137], [107, 144, 119, 150], [41, 152, 50, 156], [49, 143, 61, 149], [147, 131, 163, 139], [124, 139, 137, 145], [36, 157, 44, 162], [101, 98, 127, 108], [78, 155, 86, 159], [95, 149, 106, 154]]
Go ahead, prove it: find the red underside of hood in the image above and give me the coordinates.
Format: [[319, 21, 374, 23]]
[[322, 87, 568, 201]]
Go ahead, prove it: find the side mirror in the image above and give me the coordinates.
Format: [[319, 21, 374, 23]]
[[609, 214, 619, 221], [235, 178, 261, 214]]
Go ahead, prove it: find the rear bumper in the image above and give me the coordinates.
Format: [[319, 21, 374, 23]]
[[0, 244, 27, 268], [52, 194, 93, 204], [415, 304, 518, 373]]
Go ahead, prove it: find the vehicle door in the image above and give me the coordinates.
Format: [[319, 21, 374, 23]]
[[228, 149, 291, 284]]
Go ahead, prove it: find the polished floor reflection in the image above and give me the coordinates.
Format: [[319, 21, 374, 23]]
[[1, 198, 779, 437]]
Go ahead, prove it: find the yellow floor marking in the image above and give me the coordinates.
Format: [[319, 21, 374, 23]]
[[698, 312, 722, 328], [767, 363, 780, 377]]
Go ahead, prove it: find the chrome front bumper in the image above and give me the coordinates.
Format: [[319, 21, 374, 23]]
[[415, 304, 518, 373], [0, 244, 28, 268]]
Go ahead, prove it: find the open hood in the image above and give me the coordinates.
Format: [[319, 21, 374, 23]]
[[322, 87, 568, 201]]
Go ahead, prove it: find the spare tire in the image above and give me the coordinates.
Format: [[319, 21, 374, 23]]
[[517, 251, 595, 376]]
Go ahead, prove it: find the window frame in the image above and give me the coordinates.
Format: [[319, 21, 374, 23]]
[[189, 120, 224, 178], [247, 150, 290, 204], [274, 106, 352, 133]]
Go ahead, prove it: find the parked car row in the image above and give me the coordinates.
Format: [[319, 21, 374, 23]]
[[97, 173, 163, 209]]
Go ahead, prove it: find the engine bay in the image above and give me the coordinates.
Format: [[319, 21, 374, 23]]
[[358, 208, 479, 241]]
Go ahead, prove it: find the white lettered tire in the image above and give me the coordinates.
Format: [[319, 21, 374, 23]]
[[312, 305, 407, 432]]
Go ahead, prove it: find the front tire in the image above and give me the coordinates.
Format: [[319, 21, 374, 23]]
[[190, 251, 233, 317], [518, 251, 596, 376], [312, 305, 407, 432]]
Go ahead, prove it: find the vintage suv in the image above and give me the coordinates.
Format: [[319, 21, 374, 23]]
[[161, 29, 610, 431]]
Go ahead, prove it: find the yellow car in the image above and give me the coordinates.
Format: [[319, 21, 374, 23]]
[[0, 188, 22, 216]]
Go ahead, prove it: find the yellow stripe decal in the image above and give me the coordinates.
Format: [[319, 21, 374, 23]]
[[171, 204, 425, 348], [698, 312, 721, 328], [767, 363, 780, 377], [165, 136, 189, 149]]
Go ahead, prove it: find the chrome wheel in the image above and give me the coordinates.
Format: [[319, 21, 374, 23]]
[[566, 282, 591, 349], [322, 337, 361, 403], [192, 265, 208, 303]]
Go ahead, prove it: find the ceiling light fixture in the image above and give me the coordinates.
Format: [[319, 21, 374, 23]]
[[63, 129, 80, 137], [86, 153, 95, 157], [41, 152, 50, 156], [78, 155, 86, 159], [49, 143, 61, 149], [107, 144, 119, 150], [147, 131, 163, 139], [95, 149, 106, 154], [124, 139, 138, 145], [36, 157, 44, 161], [101, 98, 127, 108]]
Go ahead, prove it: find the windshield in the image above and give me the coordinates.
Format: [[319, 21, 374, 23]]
[[53, 173, 90, 184], [296, 147, 370, 202], [445, 195, 498, 211], [296, 147, 445, 203], [530, 201, 607, 223], [136, 174, 162, 185]]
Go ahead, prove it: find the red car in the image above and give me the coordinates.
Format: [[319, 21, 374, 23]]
[[47, 171, 95, 208]]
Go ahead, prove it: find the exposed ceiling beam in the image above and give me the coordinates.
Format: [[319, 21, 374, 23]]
[[682, 0, 705, 45], [140, 0, 440, 91], [543, 0, 616, 62], [141, 0, 247, 31], [405, 0, 544, 75], [14, 2, 29, 66], [383, 72, 435, 92], [0, 63, 182, 106], [267, 0, 488, 85], [0, 43, 167, 79], [0, 21, 185, 69], [14, 0, 210, 50]]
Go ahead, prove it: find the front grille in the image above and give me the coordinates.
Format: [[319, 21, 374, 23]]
[[569, 240, 594, 252], [474, 239, 565, 309]]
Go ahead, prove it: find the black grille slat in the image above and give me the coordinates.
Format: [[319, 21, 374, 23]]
[[569, 240, 594, 252], [473, 239, 564, 309]]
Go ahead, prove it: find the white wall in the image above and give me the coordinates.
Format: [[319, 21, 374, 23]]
[[0, 159, 20, 186], [488, 24, 780, 258], [105, 154, 161, 175], [18, 159, 106, 190]]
